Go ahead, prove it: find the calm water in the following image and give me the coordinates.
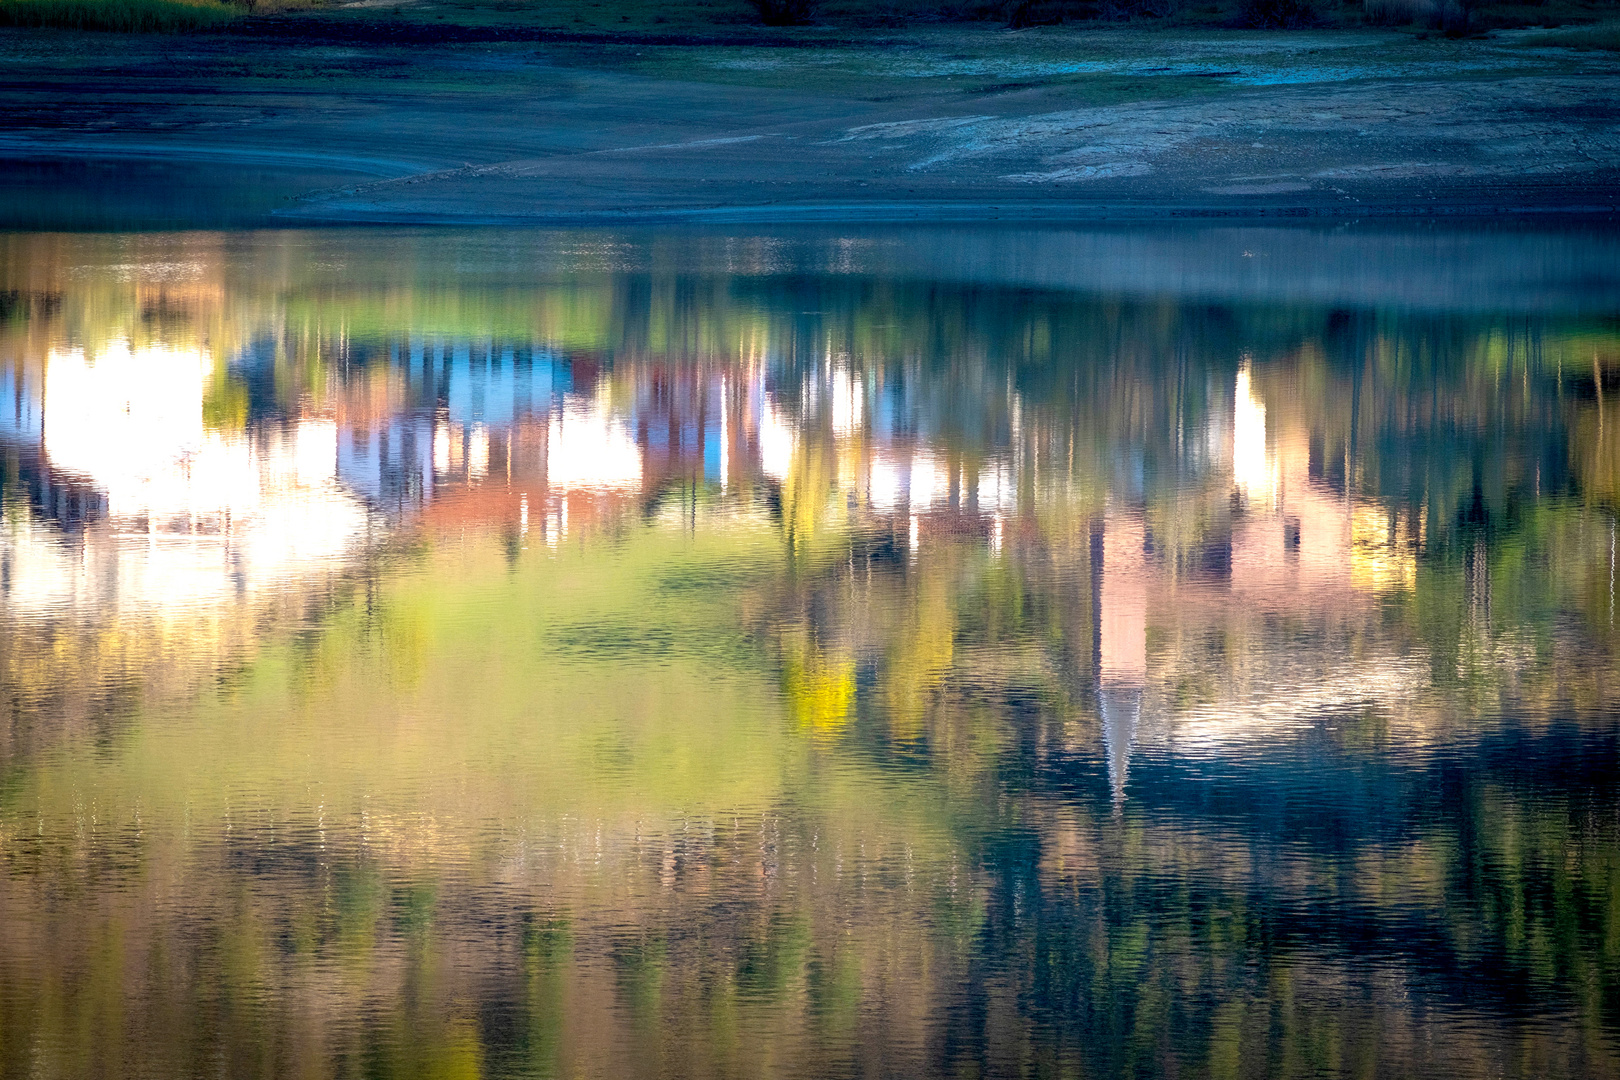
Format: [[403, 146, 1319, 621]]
[[1, 225, 1618, 1079]]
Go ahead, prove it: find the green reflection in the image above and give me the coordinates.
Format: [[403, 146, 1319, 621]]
[[0, 228, 1618, 1079]]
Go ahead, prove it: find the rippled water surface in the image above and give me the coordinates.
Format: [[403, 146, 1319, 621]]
[[2, 225, 1618, 1079]]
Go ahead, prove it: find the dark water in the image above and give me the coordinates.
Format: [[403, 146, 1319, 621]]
[[1, 225, 1618, 1079], [0, 157, 385, 231]]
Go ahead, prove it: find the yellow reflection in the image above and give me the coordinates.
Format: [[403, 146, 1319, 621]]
[[1350, 504, 1417, 593], [883, 577, 955, 743], [779, 628, 855, 736]]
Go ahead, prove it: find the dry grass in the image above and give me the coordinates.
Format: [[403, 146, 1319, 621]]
[[0, 0, 239, 29]]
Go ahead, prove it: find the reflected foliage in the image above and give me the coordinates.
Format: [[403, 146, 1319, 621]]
[[0, 230, 1618, 1078]]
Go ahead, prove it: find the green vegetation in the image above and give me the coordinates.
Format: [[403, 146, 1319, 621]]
[[0, 0, 238, 30]]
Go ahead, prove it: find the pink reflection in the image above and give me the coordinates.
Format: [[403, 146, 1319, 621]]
[[1096, 509, 1147, 806]]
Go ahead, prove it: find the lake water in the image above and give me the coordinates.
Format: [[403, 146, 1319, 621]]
[[1, 224, 1618, 1079]]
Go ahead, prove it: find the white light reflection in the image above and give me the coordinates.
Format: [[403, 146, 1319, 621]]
[[760, 403, 795, 483], [1233, 362, 1276, 507], [719, 375, 730, 492], [1164, 656, 1431, 757], [830, 367, 863, 437], [868, 452, 903, 512], [1096, 508, 1148, 805], [909, 451, 950, 509], [547, 395, 641, 492], [10, 343, 368, 617], [468, 422, 490, 482], [433, 420, 451, 475], [976, 460, 1016, 514], [44, 342, 213, 518]]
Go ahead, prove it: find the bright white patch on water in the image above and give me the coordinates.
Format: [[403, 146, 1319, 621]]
[[18, 342, 368, 617], [547, 394, 642, 492], [868, 452, 902, 512], [1232, 363, 1275, 508], [830, 367, 863, 438], [759, 403, 796, 482], [909, 451, 950, 508]]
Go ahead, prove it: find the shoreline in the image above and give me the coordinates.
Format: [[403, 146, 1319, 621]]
[[273, 195, 1620, 224], [3, 21, 1617, 229]]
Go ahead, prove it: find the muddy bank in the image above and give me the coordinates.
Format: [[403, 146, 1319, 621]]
[[1, 22, 1616, 225]]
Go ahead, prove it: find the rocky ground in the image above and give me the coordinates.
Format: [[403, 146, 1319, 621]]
[[1, 19, 1617, 222]]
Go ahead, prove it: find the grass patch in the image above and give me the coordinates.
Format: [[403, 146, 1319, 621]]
[[0, 0, 240, 30]]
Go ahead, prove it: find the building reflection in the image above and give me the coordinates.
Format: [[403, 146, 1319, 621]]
[[1081, 358, 1431, 795], [1, 238, 1617, 1080], [0, 322, 1476, 777], [0, 342, 368, 618], [1095, 509, 1146, 806], [261, 336, 1030, 555], [0, 266, 1606, 788]]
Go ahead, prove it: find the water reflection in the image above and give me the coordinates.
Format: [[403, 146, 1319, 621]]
[[1, 227, 1618, 1078], [3, 340, 368, 617]]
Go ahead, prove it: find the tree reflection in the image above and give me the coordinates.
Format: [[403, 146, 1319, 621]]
[[0, 231, 1617, 1078]]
